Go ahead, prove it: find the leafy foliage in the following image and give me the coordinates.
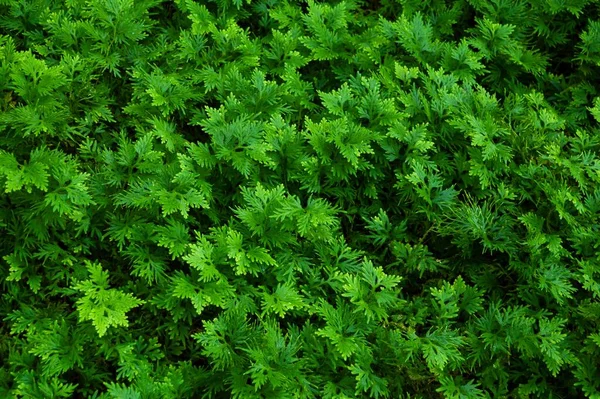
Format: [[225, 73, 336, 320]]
[[2, 0, 600, 397]]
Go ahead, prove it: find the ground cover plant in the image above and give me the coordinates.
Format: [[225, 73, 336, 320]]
[[1, 0, 600, 397]]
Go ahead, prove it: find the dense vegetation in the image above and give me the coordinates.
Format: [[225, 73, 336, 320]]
[[1, 0, 600, 397]]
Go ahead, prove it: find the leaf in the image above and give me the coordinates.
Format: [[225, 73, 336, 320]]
[[73, 261, 144, 337]]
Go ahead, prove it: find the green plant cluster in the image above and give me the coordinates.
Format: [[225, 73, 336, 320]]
[[1, 0, 600, 397]]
